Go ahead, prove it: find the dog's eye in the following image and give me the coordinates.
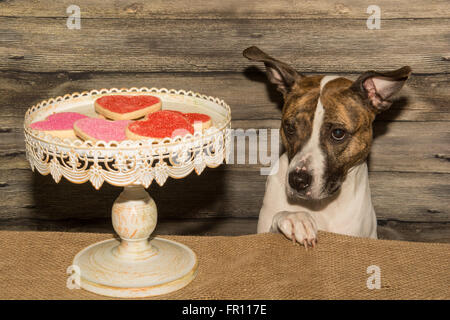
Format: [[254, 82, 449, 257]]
[[331, 128, 346, 141], [284, 121, 296, 136]]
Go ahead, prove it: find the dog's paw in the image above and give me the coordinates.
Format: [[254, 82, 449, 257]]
[[274, 211, 318, 249]]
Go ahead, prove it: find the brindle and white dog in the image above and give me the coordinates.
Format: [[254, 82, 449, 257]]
[[243, 46, 411, 248]]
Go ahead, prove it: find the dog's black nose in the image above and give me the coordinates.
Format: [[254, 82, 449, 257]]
[[289, 170, 311, 191]]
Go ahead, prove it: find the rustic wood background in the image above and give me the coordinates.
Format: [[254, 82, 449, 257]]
[[0, 0, 449, 242]]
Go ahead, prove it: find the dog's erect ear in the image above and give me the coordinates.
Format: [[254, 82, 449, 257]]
[[243, 46, 302, 95], [351, 66, 412, 113]]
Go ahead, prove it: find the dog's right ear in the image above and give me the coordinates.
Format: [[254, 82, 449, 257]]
[[243, 46, 302, 95]]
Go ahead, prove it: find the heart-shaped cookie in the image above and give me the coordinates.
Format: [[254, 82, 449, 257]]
[[143, 111, 212, 131], [74, 118, 131, 142], [95, 95, 162, 120], [183, 113, 212, 130], [30, 112, 88, 139], [126, 110, 194, 141]]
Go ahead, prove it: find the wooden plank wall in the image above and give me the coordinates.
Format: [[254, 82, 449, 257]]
[[0, 1, 449, 242]]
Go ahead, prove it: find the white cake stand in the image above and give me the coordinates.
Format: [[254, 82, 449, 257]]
[[23, 87, 231, 298]]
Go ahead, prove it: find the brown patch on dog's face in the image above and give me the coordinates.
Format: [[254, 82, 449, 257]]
[[319, 78, 375, 195], [280, 75, 323, 160]]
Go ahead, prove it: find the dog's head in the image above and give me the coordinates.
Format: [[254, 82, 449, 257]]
[[243, 46, 411, 200]]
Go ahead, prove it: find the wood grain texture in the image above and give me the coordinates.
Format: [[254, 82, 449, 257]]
[[1, 72, 448, 173], [0, 217, 258, 236], [0, 217, 448, 243], [0, 0, 448, 242], [1, 18, 449, 73], [1, 72, 448, 124], [1, 0, 449, 19], [2, 120, 449, 173], [0, 169, 448, 222], [0, 70, 448, 243]]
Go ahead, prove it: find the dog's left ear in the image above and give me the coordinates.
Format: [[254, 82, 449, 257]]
[[351, 66, 412, 113]]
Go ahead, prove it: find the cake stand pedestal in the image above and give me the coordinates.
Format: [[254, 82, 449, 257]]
[[73, 185, 197, 298], [23, 87, 231, 298]]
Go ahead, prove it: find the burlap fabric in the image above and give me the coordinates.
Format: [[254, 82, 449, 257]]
[[0, 230, 448, 299]]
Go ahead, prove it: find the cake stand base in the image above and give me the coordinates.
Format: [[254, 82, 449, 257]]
[[73, 237, 197, 298], [71, 186, 197, 298]]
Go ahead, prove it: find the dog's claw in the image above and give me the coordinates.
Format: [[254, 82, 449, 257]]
[[303, 240, 308, 251]]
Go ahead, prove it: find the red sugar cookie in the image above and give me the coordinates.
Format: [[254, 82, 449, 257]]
[[183, 113, 212, 130], [144, 111, 212, 130], [143, 109, 183, 120], [95, 95, 162, 120], [74, 118, 131, 143], [30, 112, 88, 139], [126, 110, 194, 141]]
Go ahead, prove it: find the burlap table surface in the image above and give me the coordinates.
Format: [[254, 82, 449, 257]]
[[0, 230, 448, 299]]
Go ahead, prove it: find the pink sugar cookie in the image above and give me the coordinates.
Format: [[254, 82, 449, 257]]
[[30, 112, 88, 139], [74, 118, 131, 142]]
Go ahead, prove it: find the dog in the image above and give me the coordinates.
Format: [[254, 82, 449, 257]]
[[243, 46, 411, 248]]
